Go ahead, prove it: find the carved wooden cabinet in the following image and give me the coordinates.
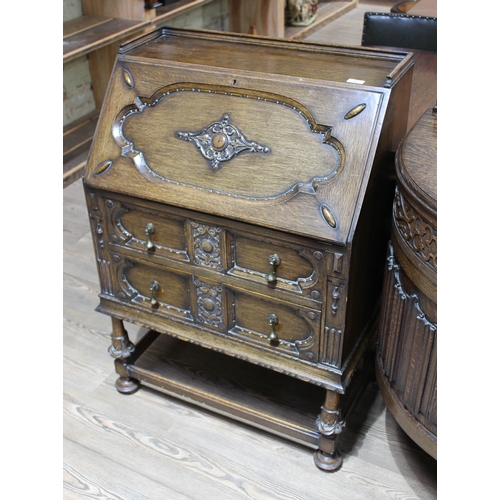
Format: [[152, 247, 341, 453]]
[[83, 27, 413, 471], [376, 107, 437, 459]]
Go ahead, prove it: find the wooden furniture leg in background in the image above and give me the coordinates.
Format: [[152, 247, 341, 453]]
[[314, 390, 345, 472], [108, 317, 140, 394]]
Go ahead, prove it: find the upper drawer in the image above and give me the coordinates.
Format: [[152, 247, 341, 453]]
[[103, 197, 189, 263], [227, 230, 325, 303]]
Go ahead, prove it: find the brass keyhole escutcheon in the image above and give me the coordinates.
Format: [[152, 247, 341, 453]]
[[265, 254, 281, 283], [267, 313, 279, 342], [145, 223, 155, 250], [212, 133, 228, 151], [149, 280, 160, 306]]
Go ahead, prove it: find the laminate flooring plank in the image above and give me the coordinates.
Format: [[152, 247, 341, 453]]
[[339, 383, 437, 494], [65, 390, 313, 500], [65, 382, 429, 500], [64, 439, 191, 500]]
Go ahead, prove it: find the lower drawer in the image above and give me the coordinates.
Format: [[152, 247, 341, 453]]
[[111, 252, 194, 323], [228, 290, 321, 363], [106, 252, 321, 364]]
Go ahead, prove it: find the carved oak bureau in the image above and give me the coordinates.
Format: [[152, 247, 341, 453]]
[[83, 27, 413, 471]]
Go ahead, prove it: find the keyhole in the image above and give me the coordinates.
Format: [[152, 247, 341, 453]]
[[232, 79, 237, 86]]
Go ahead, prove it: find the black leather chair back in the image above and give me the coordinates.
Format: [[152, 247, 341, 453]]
[[362, 12, 437, 52]]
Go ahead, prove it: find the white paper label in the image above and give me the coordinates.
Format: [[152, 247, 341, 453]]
[[346, 78, 365, 84]]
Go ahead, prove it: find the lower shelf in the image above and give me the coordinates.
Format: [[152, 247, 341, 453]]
[[126, 331, 326, 448]]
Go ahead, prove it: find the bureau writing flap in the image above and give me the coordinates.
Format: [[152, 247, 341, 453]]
[[84, 28, 412, 244]]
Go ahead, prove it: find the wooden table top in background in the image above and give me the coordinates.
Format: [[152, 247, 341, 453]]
[[407, 0, 437, 18]]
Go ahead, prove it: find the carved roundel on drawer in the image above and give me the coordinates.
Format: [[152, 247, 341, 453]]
[[113, 82, 346, 202], [191, 221, 223, 271]]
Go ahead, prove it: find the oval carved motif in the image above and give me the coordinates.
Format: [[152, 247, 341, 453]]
[[344, 103, 366, 120], [94, 160, 113, 176], [122, 69, 134, 88], [321, 204, 337, 228]]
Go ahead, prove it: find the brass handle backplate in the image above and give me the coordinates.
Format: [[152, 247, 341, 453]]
[[149, 280, 160, 306], [268, 313, 279, 342], [265, 254, 281, 283], [145, 223, 155, 250]]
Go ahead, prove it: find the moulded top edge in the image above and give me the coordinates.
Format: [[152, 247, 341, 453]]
[[118, 27, 412, 89]]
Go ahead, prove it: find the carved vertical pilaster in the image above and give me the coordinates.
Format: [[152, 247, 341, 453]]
[[321, 280, 345, 367], [88, 193, 112, 294]]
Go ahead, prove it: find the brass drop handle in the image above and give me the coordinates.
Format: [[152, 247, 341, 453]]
[[267, 313, 279, 342], [144, 223, 155, 250], [149, 280, 160, 306], [265, 254, 281, 283]]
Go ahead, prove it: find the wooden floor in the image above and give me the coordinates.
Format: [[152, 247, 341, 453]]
[[63, 2, 437, 498]]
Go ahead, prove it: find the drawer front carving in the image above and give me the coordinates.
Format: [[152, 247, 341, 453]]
[[193, 277, 226, 331], [228, 290, 320, 362], [106, 250, 321, 363], [110, 254, 194, 323], [105, 198, 189, 262], [191, 220, 224, 272], [228, 232, 324, 301]]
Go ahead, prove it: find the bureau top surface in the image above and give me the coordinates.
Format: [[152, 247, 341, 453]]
[[84, 28, 413, 245], [121, 28, 409, 89]]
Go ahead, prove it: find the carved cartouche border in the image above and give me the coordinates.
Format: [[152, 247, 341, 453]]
[[112, 82, 346, 203]]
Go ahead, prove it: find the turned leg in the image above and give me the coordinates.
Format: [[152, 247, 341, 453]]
[[314, 390, 346, 472], [108, 317, 140, 394]]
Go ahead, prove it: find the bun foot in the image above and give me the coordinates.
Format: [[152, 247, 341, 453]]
[[313, 449, 343, 472], [115, 376, 140, 394]]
